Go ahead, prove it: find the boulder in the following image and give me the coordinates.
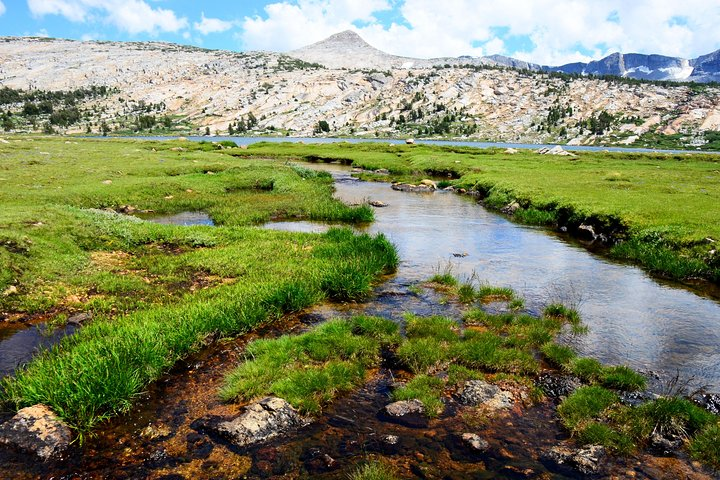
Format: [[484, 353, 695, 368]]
[[391, 183, 434, 193], [374, 168, 390, 174], [458, 380, 514, 410], [215, 397, 309, 448], [419, 179, 437, 189], [0, 405, 72, 460], [543, 444, 605, 475], [405, 138, 415, 144], [368, 200, 388, 207], [504, 148, 518, 154]]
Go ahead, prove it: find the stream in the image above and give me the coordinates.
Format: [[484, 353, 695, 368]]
[[1, 159, 720, 479]]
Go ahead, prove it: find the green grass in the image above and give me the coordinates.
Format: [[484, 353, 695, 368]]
[[350, 459, 400, 480], [231, 141, 720, 282], [541, 342, 577, 367], [558, 386, 720, 462], [0, 138, 399, 435], [220, 317, 399, 415], [567, 357, 646, 391], [391, 374, 445, 416]]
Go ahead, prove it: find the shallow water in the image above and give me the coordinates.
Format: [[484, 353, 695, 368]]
[[310, 163, 720, 391], [0, 323, 77, 377], [138, 211, 215, 226]]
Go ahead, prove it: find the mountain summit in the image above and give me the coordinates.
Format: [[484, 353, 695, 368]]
[[290, 30, 425, 70]]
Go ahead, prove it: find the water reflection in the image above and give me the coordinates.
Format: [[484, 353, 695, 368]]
[[311, 163, 720, 390]]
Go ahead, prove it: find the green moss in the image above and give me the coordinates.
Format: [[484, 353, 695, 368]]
[[350, 459, 400, 480]]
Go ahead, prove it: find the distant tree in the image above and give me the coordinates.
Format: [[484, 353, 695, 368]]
[[228, 123, 235, 135], [315, 120, 330, 134], [205, 126, 211, 136]]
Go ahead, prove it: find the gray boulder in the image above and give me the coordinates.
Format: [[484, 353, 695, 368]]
[[458, 380, 514, 410], [215, 397, 309, 448], [543, 444, 605, 475], [0, 404, 72, 460]]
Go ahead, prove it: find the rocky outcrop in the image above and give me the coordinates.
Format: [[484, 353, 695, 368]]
[[214, 397, 309, 448], [0, 405, 72, 460], [457, 380, 514, 410]]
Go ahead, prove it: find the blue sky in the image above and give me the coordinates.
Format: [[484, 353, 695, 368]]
[[1, 1, 719, 65]]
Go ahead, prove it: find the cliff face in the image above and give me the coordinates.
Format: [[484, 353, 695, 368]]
[[1, 36, 719, 145]]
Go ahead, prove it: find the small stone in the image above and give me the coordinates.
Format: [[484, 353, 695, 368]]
[[384, 399, 425, 417], [102, 180, 113, 185], [369, 200, 388, 207], [461, 433, 489, 452], [382, 434, 400, 445], [405, 138, 415, 144], [0, 405, 72, 460], [164, 195, 174, 200], [419, 179, 437, 189], [140, 424, 172, 440], [67, 312, 92, 326], [2, 285, 18, 296]]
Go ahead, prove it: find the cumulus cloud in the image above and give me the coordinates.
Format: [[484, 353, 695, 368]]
[[194, 12, 234, 35], [239, 0, 720, 65], [241, 0, 391, 51], [27, 0, 188, 35]]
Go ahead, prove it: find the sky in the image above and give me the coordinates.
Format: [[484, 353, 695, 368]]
[[1, 0, 720, 65]]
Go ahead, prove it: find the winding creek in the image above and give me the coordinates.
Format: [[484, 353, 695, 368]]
[[1, 152, 720, 478]]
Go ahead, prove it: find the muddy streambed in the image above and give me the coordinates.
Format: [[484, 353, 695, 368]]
[[2, 288, 711, 479]]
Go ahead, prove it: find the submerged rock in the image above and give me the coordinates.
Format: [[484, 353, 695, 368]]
[[458, 380, 514, 410], [543, 444, 605, 475], [368, 200, 388, 207], [215, 397, 309, 448], [0, 404, 72, 460], [460, 433, 490, 452], [380, 399, 428, 428]]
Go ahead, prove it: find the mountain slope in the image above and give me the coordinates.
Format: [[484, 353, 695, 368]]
[[1, 36, 719, 148]]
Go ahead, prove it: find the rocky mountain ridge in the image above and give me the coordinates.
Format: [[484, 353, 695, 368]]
[[1, 35, 719, 147]]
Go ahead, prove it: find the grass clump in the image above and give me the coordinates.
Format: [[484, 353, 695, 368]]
[[541, 342, 577, 367], [404, 314, 459, 342], [396, 337, 449, 374], [690, 424, 720, 469], [600, 365, 647, 391], [392, 375, 445, 416], [220, 317, 398, 415], [476, 284, 516, 302], [558, 385, 619, 431], [350, 459, 399, 480]]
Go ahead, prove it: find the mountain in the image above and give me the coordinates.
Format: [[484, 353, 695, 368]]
[[1, 35, 719, 148], [292, 30, 720, 83]]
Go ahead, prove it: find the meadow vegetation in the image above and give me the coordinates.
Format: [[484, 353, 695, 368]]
[[232, 141, 720, 283], [0, 137, 397, 434]]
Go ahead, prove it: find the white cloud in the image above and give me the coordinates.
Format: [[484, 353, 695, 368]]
[[241, 0, 391, 51], [27, 0, 188, 35], [239, 0, 720, 65], [194, 12, 234, 35], [0, 1, 6, 16]]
